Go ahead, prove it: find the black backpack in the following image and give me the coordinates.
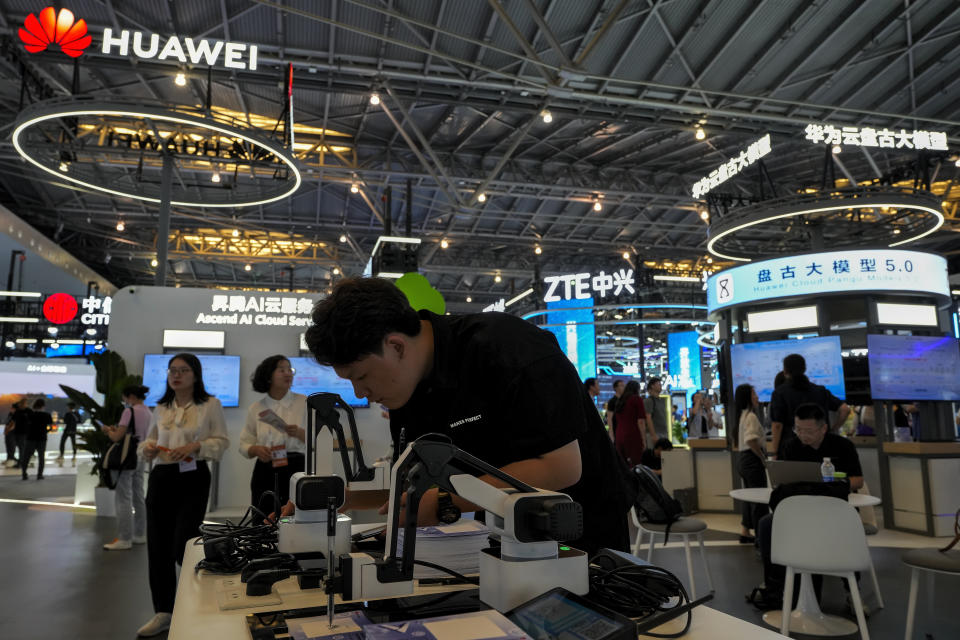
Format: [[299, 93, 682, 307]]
[[632, 464, 683, 544]]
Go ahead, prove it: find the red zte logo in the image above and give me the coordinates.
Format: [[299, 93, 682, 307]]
[[18, 7, 92, 58]]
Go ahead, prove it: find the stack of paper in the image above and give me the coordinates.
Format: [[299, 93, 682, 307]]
[[395, 518, 490, 580]]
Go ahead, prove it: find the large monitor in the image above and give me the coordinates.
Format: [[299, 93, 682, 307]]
[[288, 357, 369, 408], [731, 336, 846, 402], [142, 354, 241, 407], [867, 334, 960, 401]]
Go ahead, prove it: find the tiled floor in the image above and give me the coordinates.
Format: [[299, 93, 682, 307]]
[[1, 474, 957, 639]]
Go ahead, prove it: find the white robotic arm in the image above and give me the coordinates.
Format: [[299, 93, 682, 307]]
[[340, 436, 590, 612]]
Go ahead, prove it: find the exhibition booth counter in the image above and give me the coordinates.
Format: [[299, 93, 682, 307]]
[[664, 439, 735, 513], [881, 441, 960, 537]]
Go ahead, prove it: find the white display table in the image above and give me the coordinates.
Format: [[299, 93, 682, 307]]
[[170, 538, 787, 639]]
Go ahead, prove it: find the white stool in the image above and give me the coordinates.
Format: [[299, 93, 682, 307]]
[[902, 547, 960, 640], [631, 509, 713, 598]]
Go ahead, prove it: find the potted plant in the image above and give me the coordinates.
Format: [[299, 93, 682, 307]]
[[61, 350, 142, 516]]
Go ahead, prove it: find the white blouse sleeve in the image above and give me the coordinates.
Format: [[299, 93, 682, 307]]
[[743, 412, 764, 444], [197, 397, 230, 461], [238, 402, 261, 458]]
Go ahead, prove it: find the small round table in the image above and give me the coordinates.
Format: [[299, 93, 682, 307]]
[[730, 487, 881, 508], [729, 487, 882, 636]]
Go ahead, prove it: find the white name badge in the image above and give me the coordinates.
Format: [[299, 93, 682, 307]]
[[179, 459, 197, 472], [271, 445, 288, 468]]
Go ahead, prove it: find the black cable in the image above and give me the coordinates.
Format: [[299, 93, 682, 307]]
[[412, 560, 479, 585], [588, 563, 694, 638], [193, 504, 279, 574]]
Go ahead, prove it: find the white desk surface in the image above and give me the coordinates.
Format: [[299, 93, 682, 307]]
[[729, 487, 881, 507], [171, 539, 786, 639]]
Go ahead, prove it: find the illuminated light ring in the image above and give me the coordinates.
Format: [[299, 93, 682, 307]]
[[534, 318, 716, 329], [521, 303, 707, 321], [707, 194, 945, 262], [12, 101, 301, 208]]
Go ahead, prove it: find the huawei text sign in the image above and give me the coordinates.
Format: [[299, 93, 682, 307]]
[[102, 28, 258, 71]]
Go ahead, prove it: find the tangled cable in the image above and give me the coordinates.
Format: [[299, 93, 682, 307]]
[[588, 562, 692, 638], [193, 502, 279, 574]]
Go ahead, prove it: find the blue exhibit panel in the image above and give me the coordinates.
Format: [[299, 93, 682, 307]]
[[142, 354, 241, 407], [867, 334, 960, 401], [289, 357, 369, 408], [668, 331, 702, 393], [731, 336, 846, 402], [544, 298, 597, 382]]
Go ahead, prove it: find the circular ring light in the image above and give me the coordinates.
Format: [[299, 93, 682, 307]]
[[12, 97, 301, 208], [707, 187, 944, 262], [521, 303, 707, 321]]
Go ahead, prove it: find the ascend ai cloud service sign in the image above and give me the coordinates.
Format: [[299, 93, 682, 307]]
[[19, 6, 258, 70]]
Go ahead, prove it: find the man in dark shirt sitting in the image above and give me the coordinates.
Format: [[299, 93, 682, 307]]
[[640, 437, 673, 477], [783, 405, 863, 489], [753, 403, 863, 608]]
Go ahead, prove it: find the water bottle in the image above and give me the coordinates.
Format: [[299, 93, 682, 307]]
[[820, 457, 835, 483]]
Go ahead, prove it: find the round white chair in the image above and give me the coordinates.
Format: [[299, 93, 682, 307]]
[[902, 547, 960, 640], [771, 495, 874, 639], [631, 508, 713, 599]]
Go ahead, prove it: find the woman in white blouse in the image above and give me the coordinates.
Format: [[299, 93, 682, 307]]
[[735, 383, 768, 544], [136, 353, 229, 638], [239, 355, 306, 512]]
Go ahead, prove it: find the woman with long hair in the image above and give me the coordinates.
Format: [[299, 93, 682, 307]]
[[239, 355, 306, 514], [614, 380, 647, 466], [136, 353, 229, 637], [735, 383, 767, 543], [103, 384, 152, 551]]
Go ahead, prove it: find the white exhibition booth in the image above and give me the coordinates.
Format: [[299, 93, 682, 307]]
[[109, 285, 390, 513]]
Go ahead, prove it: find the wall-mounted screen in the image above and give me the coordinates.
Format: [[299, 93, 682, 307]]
[[543, 298, 597, 382], [747, 305, 818, 333], [288, 357, 369, 408], [731, 336, 846, 402], [875, 302, 937, 327], [142, 354, 241, 407], [867, 334, 960, 401]]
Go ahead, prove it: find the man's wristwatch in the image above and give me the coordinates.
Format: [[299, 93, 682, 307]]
[[436, 490, 461, 524]]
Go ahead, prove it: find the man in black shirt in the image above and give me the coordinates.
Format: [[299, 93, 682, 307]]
[[770, 353, 850, 459], [58, 402, 80, 463], [783, 406, 863, 489], [303, 277, 632, 554], [754, 404, 863, 607], [640, 438, 673, 477]]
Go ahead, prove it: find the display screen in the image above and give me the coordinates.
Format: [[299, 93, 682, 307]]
[[544, 298, 597, 383], [288, 357, 369, 408], [731, 336, 846, 402], [507, 590, 629, 640], [867, 334, 960, 401], [142, 354, 241, 407]]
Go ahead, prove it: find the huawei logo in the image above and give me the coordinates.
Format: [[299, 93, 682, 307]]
[[18, 7, 92, 58]]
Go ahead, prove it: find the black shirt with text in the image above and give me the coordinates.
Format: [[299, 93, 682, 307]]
[[389, 311, 632, 554]]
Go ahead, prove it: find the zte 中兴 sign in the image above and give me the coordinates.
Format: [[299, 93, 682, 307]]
[[19, 6, 258, 71]]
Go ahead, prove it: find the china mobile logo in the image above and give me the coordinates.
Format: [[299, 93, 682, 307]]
[[18, 7, 92, 58]]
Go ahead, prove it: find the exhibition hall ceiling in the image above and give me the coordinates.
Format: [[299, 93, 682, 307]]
[[0, 0, 958, 316]]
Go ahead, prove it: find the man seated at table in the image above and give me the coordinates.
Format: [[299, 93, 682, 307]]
[[751, 403, 863, 609], [640, 437, 673, 477]]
